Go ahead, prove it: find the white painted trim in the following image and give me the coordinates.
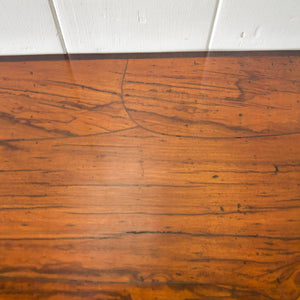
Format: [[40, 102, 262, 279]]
[[0, 0, 299, 55], [0, 0, 63, 55]]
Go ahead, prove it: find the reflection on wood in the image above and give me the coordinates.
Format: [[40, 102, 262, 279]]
[[0, 52, 299, 299]]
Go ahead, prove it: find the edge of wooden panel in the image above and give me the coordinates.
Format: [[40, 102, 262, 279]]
[[0, 50, 299, 62]]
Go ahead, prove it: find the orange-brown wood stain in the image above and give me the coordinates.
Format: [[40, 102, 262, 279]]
[[0, 53, 299, 299]]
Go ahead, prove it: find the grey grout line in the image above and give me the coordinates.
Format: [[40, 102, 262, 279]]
[[206, 0, 221, 51], [48, 0, 68, 54]]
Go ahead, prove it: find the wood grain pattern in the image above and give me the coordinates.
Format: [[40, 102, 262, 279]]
[[0, 53, 299, 299]]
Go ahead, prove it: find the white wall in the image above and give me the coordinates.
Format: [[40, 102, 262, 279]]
[[0, 0, 299, 55], [0, 0, 62, 54], [210, 0, 300, 50]]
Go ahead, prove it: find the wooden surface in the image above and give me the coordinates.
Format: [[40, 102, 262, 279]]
[[0, 53, 299, 299]]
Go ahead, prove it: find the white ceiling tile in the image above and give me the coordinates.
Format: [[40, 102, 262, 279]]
[[210, 0, 300, 50], [0, 0, 64, 55], [53, 0, 218, 53]]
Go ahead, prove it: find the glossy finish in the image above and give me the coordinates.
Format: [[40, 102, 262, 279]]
[[0, 52, 299, 299]]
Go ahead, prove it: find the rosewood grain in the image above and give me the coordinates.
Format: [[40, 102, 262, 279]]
[[0, 52, 299, 299]]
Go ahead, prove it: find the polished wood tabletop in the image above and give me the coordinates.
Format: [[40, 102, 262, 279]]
[[0, 52, 299, 299]]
